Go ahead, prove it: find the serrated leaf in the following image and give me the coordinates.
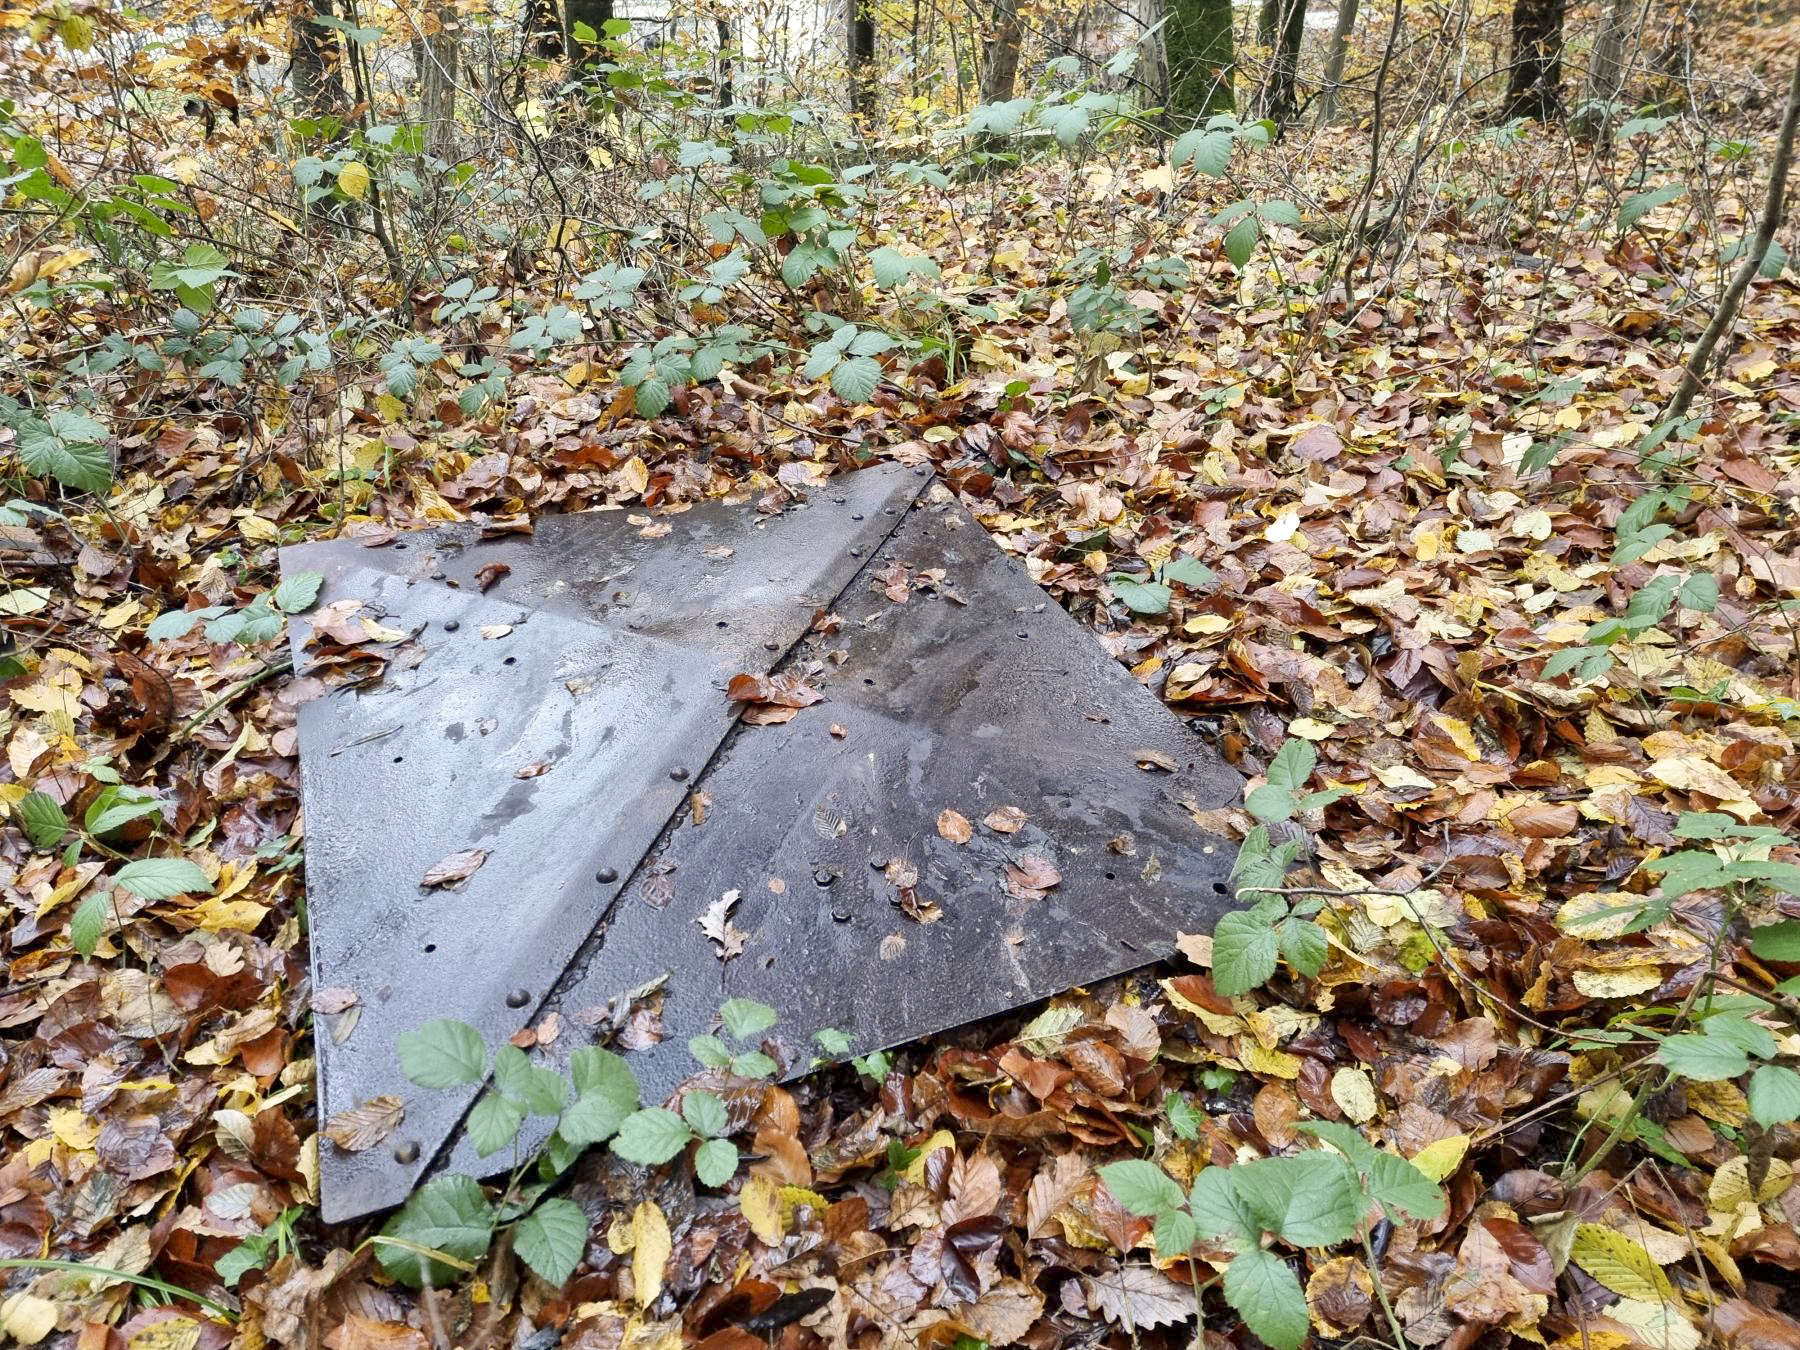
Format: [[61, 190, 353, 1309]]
[[1657, 1031, 1748, 1082], [1245, 783, 1296, 823], [830, 355, 881, 403], [378, 1175, 495, 1287], [18, 791, 67, 848], [570, 1046, 638, 1108], [719, 997, 779, 1040], [1188, 1166, 1257, 1243], [694, 1137, 738, 1186], [632, 376, 671, 418], [560, 1088, 632, 1147], [69, 893, 106, 958], [1153, 1208, 1198, 1257], [1098, 1159, 1184, 1217], [1749, 1065, 1800, 1127], [1618, 182, 1685, 229], [689, 1034, 732, 1068], [1161, 556, 1215, 589], [1211, 910, 1280, 997], [1224, 1248, 1310, 1350], [396, 1018, 488, 1088], [18, 422, 112, 492], [610, 1107, 693, 1164], [113, 857, 211, 898], [468, 1091, 526, 1157], [1224, 215, 1260, 269], [682, 1089, 728, 1138], [1235, 1152, 1362, 1246], [273, 571, 324, 613], [1367, 1149, 1447, 1220], [1167, 1092, 1201, 1141], [514, 1197, 588, 1286], [493, 1045, 569, 1116], [146, 608, 199, 640], [1275, 918, 1328, 978]]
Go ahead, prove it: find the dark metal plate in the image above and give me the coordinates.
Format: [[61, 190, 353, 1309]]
[[283, 466, 1241, 1221]]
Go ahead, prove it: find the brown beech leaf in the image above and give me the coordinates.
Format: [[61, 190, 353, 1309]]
[[983, 805, 1027, 833], [323, 1096, 405, 1153], [937, 809, 972, 844], [420, 848, 487, 888], [473, 561, 511, 592]]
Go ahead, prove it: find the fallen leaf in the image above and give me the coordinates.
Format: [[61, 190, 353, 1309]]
[[420, 849, 487, 888], [984, 805, 1027, 833], [937, 809, 972, 844], [323, 1095, 405, 1153]]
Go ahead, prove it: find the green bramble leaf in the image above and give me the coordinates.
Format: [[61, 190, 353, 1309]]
[[396, 1018, 488, 1088], [1098, 1159, 1184, 1218], [70, 893, 107, 957], [1211, 909, 1280, 997], [682, 1089, 729, 1139], [114, 857, 211, 898], [468, 1091, 526, 1157], [694, 1137, 739, 1186], [378, 1175, 495, 1288], [610, 1108, 693, 1165], [1223, 1247, 1310, 1350], [514, 1197, 589, 1286], [719, 998, 779, 1040]]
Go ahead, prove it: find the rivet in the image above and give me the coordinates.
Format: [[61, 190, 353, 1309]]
[[597, 867, 618, 883], [670, 767, 689, 781], [849, 547, 862, 557], [851, 513, 864, 521], [813, 868, 835, 887], [431, 571, 446, 581], [1017, 631, 1028, 639], [833, 496, 846, 504], [393, 1140, 420, 1164], [506, 988, 530, 1008], [442, 620, 460, 632], [832, 907, 851, 923], [914, 466, 928, 476], [763, 640, 780, 651], [884, 508, 896, 515]]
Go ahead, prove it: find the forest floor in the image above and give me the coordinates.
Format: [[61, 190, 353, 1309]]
[[5, 9, 1800, 1350]]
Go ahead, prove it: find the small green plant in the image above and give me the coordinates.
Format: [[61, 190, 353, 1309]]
[[1564, 811, 1800, 1129], [1099, 1129, 1444, 1350], [147, 571, 324, 645], [384, 998, 783, 1287], [1209, 738, 1347, 998], [1108, 555, 1215, 617], [216, 1206, 304, 1287]]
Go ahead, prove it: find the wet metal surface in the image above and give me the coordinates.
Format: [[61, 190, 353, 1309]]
[[283, 465, 1241, 1221]]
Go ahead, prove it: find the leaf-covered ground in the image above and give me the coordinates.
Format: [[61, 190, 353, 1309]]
[[6, 5, 1800, 1349]]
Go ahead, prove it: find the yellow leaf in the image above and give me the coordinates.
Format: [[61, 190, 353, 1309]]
[[1287, 717, 1335, 741], [1410, 1134, 1470, 1182], [128, 1316, 200, 1350], [1572, 967, 1664, 998], [1238, 1041, 1301, 1079], [630, 1201, 670, 1307], [49, 1105, 99, 1151], [738, 1173, 784, 1244], [903, 1129, 955, 1183], [184, 897, 270, 933], [337, 160, 371, 200], [1606, 1299, 1700, 1350], [1569, 1223, 1674, 1302], [618, 455, 649, 497], [0, 1293, 58, 1346], [1329, 1068, 1377, 1123], [1708, 1155, 1791, 1211]]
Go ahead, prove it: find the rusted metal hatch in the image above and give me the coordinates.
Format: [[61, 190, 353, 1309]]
[[282, 463, 1242, 1222]]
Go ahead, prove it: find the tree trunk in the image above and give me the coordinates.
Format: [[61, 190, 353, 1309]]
[[717, 16, 734, 107], [1315, 0, 1359, 124], [1166, 0, 1236, 118], [1576, 0, 1635, 140], [1504, 0, 1567, 120], [291, 0, 349, 121], [1259, 0, 1307, 124], [980, 0, 1024, 104], [849, 0, 877, 118], [415, 10, 457, 157]]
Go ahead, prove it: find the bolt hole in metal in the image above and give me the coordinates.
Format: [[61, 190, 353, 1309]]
[[392, 756, 404, 764], [1212, 882, 1228, 895], [503, 656, 517, 666], [716, 620, 728, 628], [423, 943, 437, 953], [1105, 872, 1116, 880]]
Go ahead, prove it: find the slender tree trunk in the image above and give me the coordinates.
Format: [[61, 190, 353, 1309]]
[[1652, 0, 1697, 86], [980, 0, 1024, 104], [716, 15, 733, 107], [1135, 0, 1172, 112], [1504, 0, 1567, 120], [849, 0, 877, 118], [291, 0, 349, 120], [1576, 0, 1636, 140], [1316, 0, 1359, 124], [1259, 0, 1307, 124], [415, 10, 457, 157], [1167, 0, 1236, 118]]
